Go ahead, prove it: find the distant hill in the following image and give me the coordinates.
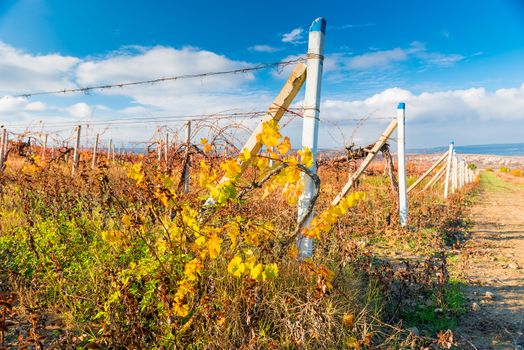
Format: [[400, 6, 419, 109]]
[[408, 143, 524, 156]]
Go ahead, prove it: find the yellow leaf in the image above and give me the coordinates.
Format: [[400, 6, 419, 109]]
[[184, 258, 203, 281], [227, 255, 245, 278], [277, 136, 291, 155], [220, 160, 242, 179], [264, 263, 279, 279], [207, 234, 222, 259], [250, 263, 266, 282]]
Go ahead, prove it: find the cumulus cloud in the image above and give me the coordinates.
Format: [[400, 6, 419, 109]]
[[322, 85, 524, 123], [74, 45, 261, 114], [0, 42, 79, 94], [282, 28, 304, 44], [66, 102, 92, 118], [318, 84, 524, 148]]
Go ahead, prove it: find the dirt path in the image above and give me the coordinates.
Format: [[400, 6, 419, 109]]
[[457, 172, 524, 349]]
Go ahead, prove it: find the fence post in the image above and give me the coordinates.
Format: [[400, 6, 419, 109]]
[[2, 129, 7, 165], [0, 128, 5, 171], [158, 139, 162, 163], [72, 125, 81, 176], [397, 103, 408, 227], [108, 139, 113, 163], [183, 121, 191, 193], [459, 158, 465, 189], [451, 152, 458, 194], [112, 142, 116, 162], [42, 134, 48, 159], [296, 17, 326, 258], [164, 133, 169, 164], [92, 133, 99, 169], [443, 142, 454, 199]]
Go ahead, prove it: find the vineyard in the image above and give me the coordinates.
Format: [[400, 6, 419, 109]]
[[0, 17, 489, 350]]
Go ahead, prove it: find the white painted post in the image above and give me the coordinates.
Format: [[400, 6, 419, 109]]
[[42, 134, 48, 159], [72, 125, 81, 176], [92, 133, 99, 169], [451, 152, 458, 194], [460, 158, 465, 188], [443, 142, 454, 199], [296, 17, 326, 258], [397, 103, 408, 227], [183, 121, 191, 193]]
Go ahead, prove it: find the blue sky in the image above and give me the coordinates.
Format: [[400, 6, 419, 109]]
[[0, 0, 524, 149]]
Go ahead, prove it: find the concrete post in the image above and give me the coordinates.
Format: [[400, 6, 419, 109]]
[[296, 17, 326, 258]]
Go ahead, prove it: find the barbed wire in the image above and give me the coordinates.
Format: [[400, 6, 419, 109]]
[[9, 58, 306, 99]]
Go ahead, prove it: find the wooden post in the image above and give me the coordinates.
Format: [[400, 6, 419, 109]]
[[108, 139, 113, 163], [407, 150, 449, 193], [2, 128, 7, 164], [112, 142, 116, 162], [72, 125, 81, 176], [397, 103, 408, 227], [92, 133, 99, 169], [164, 133, 169, 164], [41, 134, 48, 159], [158, 139, 162, 163], [183, 121, 191, 193], [204, 62, 307, 206], [443, 142, 454, 199], [332, 118, 398, 206], [297, 17, 326, 258], [0, 127, 5, 171]]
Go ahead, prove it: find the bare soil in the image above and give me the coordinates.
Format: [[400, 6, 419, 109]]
[[456, 172, 524, 349]]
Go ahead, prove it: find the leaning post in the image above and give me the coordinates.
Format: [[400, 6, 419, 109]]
[[296, 17, 326, 258]]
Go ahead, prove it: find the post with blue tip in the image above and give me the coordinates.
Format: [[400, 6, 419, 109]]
[[297, 17, 326, 258], [397, 103, 408, 227], [443, 142, 454, 198]]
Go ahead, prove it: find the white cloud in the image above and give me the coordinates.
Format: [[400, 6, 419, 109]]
[[319, 84, 524, 148], [25, 101, 47, 111], [338, 42, 464, 71], [282, 28, 304, 44], [248, 45, 282, 53], [0, 42, 79, 94], [66, 102, 92, 118], [346, 48, 409, 69]]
